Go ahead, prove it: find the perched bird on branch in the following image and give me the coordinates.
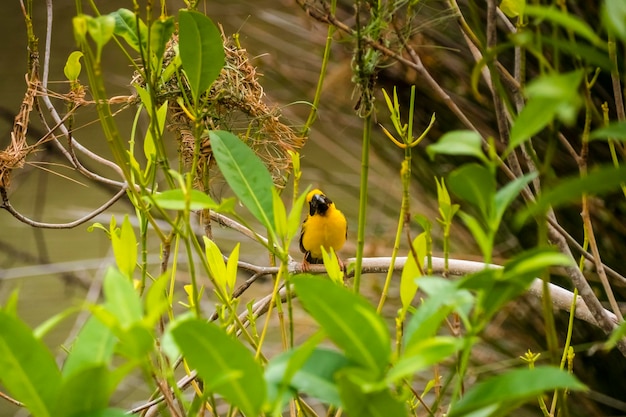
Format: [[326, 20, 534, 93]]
[[299, 188, 347, 271]]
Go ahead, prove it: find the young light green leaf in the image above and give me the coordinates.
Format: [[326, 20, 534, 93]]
[[400, 233, 426, 313], [203, 237, 228, 296], [458, 212, 492, 259], [178, 10, 225, 103], [144, 100, 168, 160], [143, 272, 171, 327], [449, 367, 586, 416], [292, 276, 391, 376], [321, 247, 344, 284], [273, 188, 288, 240], [226, 243, 240, 294], [0, 311, 61, 417], [169, 318, 266, 417], [210, 130, 275, 231], [427, 130, 488, 164], [287, 188, 309, 239], [86, 14, 116, 58], [111, 8, 147, 53], [500, 0, 525, 17], [63, 51, 83, 82], [110, 215, 137, 280], [151, 188, 219, 211]]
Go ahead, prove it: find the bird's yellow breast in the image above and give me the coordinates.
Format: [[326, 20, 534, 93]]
[[301, 204, 347, 260]]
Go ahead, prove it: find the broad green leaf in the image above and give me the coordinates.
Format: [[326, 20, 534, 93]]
[[338, 371, 408, 417], [518, 165, 626, 224], [589, 121, 626, 141], [273, 188, 288, 240], [524, 6, 604, 47], [111, 8, 147, 52], [448, 367, 586, 416], [169, 318, 266, 417], [293, 276, 391, 375], [508, 70, 584, 152], [449, 163, 495, 222], [72, 409, 128, 417], [458, 212, 492, 258], [0, 311, 61, 417], [144, 100, 168, 160], [63, 51, 83, 81], [321, 247, 344, 284], [151, 188, 219, 211], [602, 0, 626, 41], [427, 130, 488, 164], [502, 248, 573, 281], [86, 14, 116, 58], [115, 323, 154, 360], [404, 277, 473, 347], [500, 0, 525, 17], [55, 365, 109, 417], [493, 172, 537, 225], [225, 243, 240, 295], [144, 272, 171, 326], [102, 267, 142, 325], [287, 188, 309, 239], [178, 10, 225, 103], [110, 215, 137, 279], [150, 16, 175, 63], [210, 130, 275, 231], [203, 237, 228, 295], [62, 316, 116, 379], [400, 233, 426, 313], [387, 337, 465, 383], [265, 346, 351, 409]]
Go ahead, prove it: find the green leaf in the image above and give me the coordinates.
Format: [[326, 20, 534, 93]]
[[508, 70, 584, 152], [404, 277, 473, 347], [292, 276, 391, 375], [387, 337, 465, 383], [169, 318, 266, 417], [144, 100, 168, 160], [273, 188, 288, 240], [524, 5, 605, 48], [427, 130, 488, 164], [518, 165, 626, 224], [0, 311, 61, 417], [150, 16, 175, 62], [210, 130, 275, 231], [178, 10, 225, 103], [55, 365, 109, 417], [71, 409, 128, 417], [63, 51, 83, 82], [152, 188, 219, 211], [111, 8, 147, 53], [500, 0, 525, 18], [86, 14, 116, 57], [287, 188, 309, 240], [225, 243, 240, 295], [458, 212, 492, 258], [110, 215, 137, 279], [449, 367, 586, 416], [589, 121, 626, 141], [143, 272, 171, 327], [603, 0, 626, 41], [449, 163, 495, 222], [338, 371, 408, 417], [502, 247, 573, 281], [203, 237, 228, 296], [62, 316, 116, 379], [265, 346, 351, 409], [102, 266, 142, 326], [493, 172, 537, 225], [400, 233, 425, 314]]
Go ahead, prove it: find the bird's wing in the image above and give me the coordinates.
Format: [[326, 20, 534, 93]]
[[299, 217, 308, 254]]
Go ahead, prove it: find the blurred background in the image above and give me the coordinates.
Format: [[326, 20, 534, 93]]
[[1, 1, 625, 416]]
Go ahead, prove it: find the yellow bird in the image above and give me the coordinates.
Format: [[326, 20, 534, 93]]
[[299, 188, 348, 270]]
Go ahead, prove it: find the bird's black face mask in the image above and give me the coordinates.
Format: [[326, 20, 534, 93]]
[[309, 194, 331, 216]]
